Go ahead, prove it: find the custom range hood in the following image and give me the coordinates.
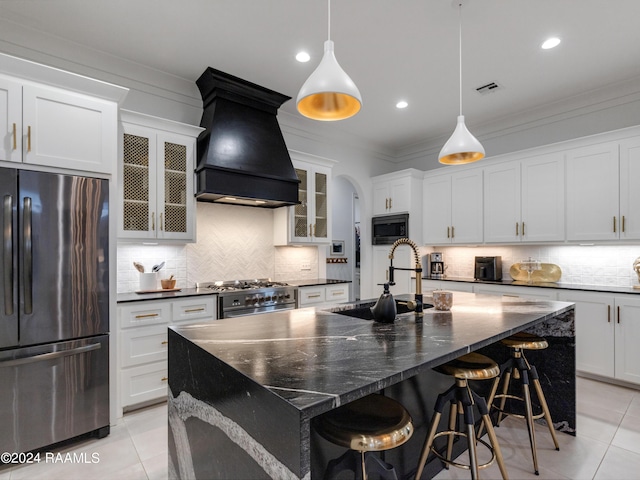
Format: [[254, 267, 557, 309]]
[[195, 67, 299, 208]]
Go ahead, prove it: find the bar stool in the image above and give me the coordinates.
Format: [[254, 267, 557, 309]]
[[484, 332, 559, 475], [314, 393, 414, 480], [415, 352, 508, 480]]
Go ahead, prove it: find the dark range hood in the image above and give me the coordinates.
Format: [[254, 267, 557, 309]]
[[195, 67, 300, 208]]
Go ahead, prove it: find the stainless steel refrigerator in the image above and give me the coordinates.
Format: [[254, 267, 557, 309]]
[[0, 168, 110, 454]]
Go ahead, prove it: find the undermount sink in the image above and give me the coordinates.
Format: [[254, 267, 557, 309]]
[[332, 300, 433, 321]]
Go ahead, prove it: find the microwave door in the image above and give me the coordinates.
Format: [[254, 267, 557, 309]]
[[0, 168, 18, 349]]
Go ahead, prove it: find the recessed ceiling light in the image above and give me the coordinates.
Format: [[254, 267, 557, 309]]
[[541, 37, 561, 50], [295, 51, 311, 63], [396, 100, 408, 109]]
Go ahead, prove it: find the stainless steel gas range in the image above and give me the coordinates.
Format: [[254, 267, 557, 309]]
[[196, 279, 297, 318]]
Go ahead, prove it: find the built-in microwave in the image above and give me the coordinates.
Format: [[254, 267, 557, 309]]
[[372, 213, 409, 245]]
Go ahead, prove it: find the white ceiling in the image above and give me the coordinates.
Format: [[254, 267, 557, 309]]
[[2, 0, 640, 155]]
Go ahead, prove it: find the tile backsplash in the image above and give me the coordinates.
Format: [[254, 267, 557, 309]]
[[117, 202, 319, 293], [432, 244, 640, 288]]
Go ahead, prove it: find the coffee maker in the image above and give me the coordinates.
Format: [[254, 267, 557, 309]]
[[427, 252, 445, 279]]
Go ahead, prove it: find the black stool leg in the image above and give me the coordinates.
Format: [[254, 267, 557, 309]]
[[518, 365, 540, 475], [496, 364, 514, 427], [445, 398, 458, 468], [365, 453, 399, 480]]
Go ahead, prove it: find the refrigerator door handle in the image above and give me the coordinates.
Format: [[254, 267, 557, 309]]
[[0, 342, 101, 368], [3, 195, 13, 316], [23, 197, 32, 314]]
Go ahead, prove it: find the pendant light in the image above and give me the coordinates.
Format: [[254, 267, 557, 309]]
[[439, 0, 485, 165], [296, 0, 362, 121]]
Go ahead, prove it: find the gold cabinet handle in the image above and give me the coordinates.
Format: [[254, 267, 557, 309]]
[[607, 305, 611, 323], [152, 212, 156, 231], [313, 223, 316, 237], [516, 222, 519, 236], [160, 212, 164, 231], [27, 125, 31, 152], [161, 341, 168, 345], [451, 226, 454, 238], [447, 226, 450, 238], [309, 223, 312, 237], [12, 123, 17, 150], [613, 216, 617, 233], [185, 308, 205, 313], [617, 305, 620, 324], [135, 313, 159, 319], [161, 377, 168, 382], [389, 197, 392, 209], [385, 198, 389, 210], [622, 215, 626, 233], [522, 222, 525, 236], [332, 291, 345, 295], [308, 294, 321, 298]]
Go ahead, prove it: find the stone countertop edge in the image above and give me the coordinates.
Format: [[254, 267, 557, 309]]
[[169, 292, 575, 418], [421, 275, 640, 295], [117, 279, 350, 303]]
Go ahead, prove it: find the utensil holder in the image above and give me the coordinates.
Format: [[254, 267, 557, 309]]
[[139, 273, 158, 291]]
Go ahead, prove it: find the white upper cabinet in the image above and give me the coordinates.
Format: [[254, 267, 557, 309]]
[[0, 75, 119, 174], [273, 152, 335, 245], [373, 172, 419, 215], [566, 142, 619, 241], [619, 136, 640, 240], [484, 153, 564, 243], [424, 169, 483, 245], [119, 111, 201, 242]]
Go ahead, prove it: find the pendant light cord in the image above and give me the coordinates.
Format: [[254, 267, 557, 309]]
[[458, 1, 463, 116], [327, 0, 331, 41]]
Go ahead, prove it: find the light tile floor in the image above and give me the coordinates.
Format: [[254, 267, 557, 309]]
[[1, 377, 640, 479]]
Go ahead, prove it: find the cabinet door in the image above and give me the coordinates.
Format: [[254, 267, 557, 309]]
[[326, 284, 350, 304], [22, 85, 116, 173], [312, 168, 329, 242], [156, 132, 196, 241], [451, 170, 483, 244], [388, 177, 411, 213], [619, 137, 640, 240], [0, 76, 21, 163], [298, 286, 326, 306], [521, 153, 565, 242], [372, 182, 390, 215], [614, 295, 640, 384], [484, 162, 521, 243], [291, 166, 312, 243], [558, 291, 614, 378], [120, 124, 158, 239], [566, 143, 619, 241], [423, 176, 452, 245]]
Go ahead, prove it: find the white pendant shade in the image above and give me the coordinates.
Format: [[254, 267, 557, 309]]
[[297, 40, 362, 121], [438, 115, 485, 165]]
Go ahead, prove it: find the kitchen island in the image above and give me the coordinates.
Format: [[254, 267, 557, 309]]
[[168, 292, 575, 480]]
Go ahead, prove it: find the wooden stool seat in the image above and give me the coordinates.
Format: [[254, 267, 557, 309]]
[[315, 394, 413, 480], [434, 352, 500, 380], [500, 332, 548, 350]]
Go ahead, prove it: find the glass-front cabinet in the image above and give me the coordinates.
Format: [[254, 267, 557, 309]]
[[119, 110, 202, 242], [274, 152, 335, 245]]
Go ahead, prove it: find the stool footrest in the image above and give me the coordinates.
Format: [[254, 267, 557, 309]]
[[431, 431, 496, 471]]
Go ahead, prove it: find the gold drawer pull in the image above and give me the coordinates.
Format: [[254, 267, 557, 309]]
[[607, 305, 611, 323], [613, 216, 617, 233], [27, 125, 31, 152], [308, 294, 321, 298], [12, 123, 16, 150], [161, 377, 168, 382], [185, 307, 205, 313], [332, 291, 344, 295], [161, 341, 168, 345], [134, 313, 159, 319]]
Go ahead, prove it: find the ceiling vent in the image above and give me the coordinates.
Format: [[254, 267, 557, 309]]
[[475, 81, 502, 95]]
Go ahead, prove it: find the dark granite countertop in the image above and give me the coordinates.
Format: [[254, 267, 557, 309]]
[[117, 287, 216, 304], [170, 291, 574, 417], [286, 278, 351, 287], [422, 276, 640, 295]]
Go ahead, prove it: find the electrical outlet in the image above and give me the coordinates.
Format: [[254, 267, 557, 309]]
[[301, 263, 311, 271]]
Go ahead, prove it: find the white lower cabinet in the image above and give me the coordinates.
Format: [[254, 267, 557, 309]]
[[473, 284, 558, 300], [422, 280, 474, 293], [558, 291, 640, 384], [117, 296, 216, 412], [298, 283, 349, 307]]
